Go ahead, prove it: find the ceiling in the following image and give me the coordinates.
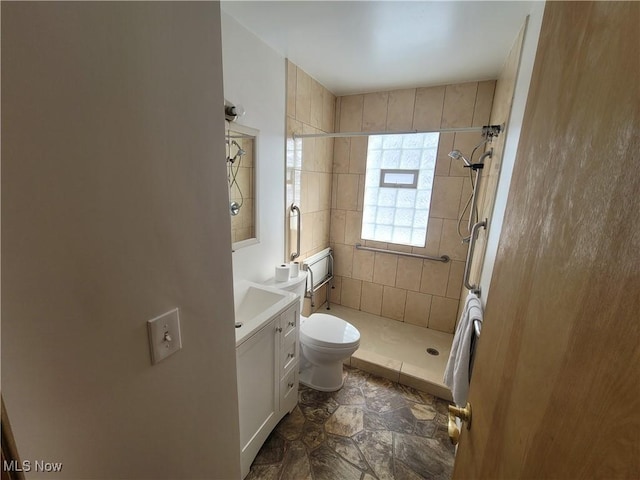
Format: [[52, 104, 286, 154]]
[[221, 1, 536, 96]]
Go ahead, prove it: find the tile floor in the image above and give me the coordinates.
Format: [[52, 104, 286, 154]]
[[246, 366, 455, 480]]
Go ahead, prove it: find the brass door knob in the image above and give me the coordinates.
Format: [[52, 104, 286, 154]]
[[447, 402, 472, 445]]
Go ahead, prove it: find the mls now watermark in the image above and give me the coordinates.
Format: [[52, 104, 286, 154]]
[[4, 460, 63, 473]]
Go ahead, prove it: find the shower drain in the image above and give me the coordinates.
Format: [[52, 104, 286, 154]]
[[426, 348, 440, 356]]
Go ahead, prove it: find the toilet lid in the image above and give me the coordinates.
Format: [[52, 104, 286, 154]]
[[300, 313, 360, 348]]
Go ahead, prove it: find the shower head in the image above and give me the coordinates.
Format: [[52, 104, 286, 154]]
[[231, 140, 246, 157], [227, 140, 246, 164], [448, 150, 472, 167]]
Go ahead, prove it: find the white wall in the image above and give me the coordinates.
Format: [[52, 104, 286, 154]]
[[1, 3, 240, 478], [479, 2, 546, 302], [221, 11, 287, 284]]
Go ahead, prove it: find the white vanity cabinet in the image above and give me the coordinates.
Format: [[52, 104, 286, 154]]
[[236, 300, 300, 479]]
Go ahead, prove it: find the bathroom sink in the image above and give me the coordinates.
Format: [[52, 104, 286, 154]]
[[233, 281, 297, 346]]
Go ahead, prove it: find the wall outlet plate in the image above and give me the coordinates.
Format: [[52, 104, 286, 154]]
[[147, 308, 182, 365]]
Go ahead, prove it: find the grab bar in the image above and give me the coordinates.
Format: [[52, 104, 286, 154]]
[[290, 204, 301, 261], [355, 244, 449, 263], [464, 219, 487, 295]]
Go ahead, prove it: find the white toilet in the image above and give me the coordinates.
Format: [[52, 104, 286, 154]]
[[264, 270, 360, 392]]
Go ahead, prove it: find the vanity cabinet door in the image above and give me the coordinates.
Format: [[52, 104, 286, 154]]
[[236, 319, 278, 474]]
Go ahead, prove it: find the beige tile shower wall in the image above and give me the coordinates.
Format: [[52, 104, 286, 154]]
[[285, 60, 336, 315], [330, 81, 495, 333], [461, 23, 528, 316]]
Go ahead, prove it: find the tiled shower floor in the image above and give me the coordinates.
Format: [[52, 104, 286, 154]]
[[326, 304, 454, 401], [247, 366, 455, 480]]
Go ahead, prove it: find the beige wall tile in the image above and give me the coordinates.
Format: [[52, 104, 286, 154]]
[[295, 67, 311, 124], [428, 296, 459, 333], [412, 217, 443, 256], [472, 80, 496, 127], [286, 60, 297, 118], [344, 210, 363, 245], [459, 177, 473, 222], [331, 174, 338, 209], [307, 172, 320, 212], [395, 256, 423, 292], [312, 284, 327, 312], [302, 297, 312, 317], [316, 137, 333, 173], [341, 277, 362, 309], [440, 219, 469, 261], [334, 97, 341, 131], [319, 173, 332, 211], [300, 212, 313, 255], [357, 174, 366, 212], [362, 92, 389, 132], [430, 176, 464, 219], [339, 95, 364, 132], [360, 281, 383, 315], [333, 137, 351, 174], [435, 132, 454, 176], [441, 82, 477, 128], [349, 136, 368, 174], [331, 275, 343, 305], [373, 253, 398, 286], [322, 89, 336, 133], [312, 209, 330, 249], [310, 79, 323, 129], [302, 124, 316, 172], [424, 217, 443, 255], [313, 135, 326, 172], [404, 291, 432, 327], [333, 242, 354, 277], [491, 24, 523, 126], [381, 286, 407, 321], [420, 259, 450, 296], [330, 209, 346, 244], [336, 174, 360, 210], [386, 88, 416, 131], [352, 248, 375, 282], [413, 86, 445, 131], [446, 260, 465, 299], [299, 170, 309, 212]]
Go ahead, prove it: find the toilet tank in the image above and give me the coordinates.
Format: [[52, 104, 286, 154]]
[[262, 270, 308, 312]]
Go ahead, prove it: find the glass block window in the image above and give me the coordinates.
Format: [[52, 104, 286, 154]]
[[361, 132, 439, 247]]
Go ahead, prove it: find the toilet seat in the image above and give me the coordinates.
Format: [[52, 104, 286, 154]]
[[300, 313, 360, 349]]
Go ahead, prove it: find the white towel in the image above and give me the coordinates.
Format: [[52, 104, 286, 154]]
[[443, 293, 483, 407]]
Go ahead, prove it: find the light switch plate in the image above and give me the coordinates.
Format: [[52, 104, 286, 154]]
[[147, 308, 182, 365]]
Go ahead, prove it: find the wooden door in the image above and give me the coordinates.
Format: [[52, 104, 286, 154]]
[[453, 2, 640, 478]]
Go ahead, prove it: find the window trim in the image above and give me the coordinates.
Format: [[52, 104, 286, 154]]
[[379, 169, 419, 189]]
